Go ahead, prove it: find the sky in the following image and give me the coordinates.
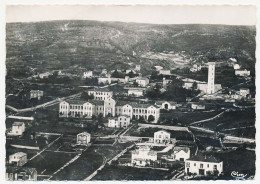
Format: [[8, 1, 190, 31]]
[[6, 5, 256, 25]]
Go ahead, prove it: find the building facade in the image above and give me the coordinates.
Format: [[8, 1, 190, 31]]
[[83, 71, 93, 78], [87, 88, 113, 101], [136, 78, 149, 87], [171, 147, 190, 161], [154, 130, 171, 144], [77, 132, 91, 145], [59, 100, 160, 123], [108, 115, 131, 128], [30, 90, 43, 100], [128, 88, 144, 97], [9, 152, 27, 166], [185, 155, 223, 176], [155, 101, 177, 110], [8, 122, 25, 136]]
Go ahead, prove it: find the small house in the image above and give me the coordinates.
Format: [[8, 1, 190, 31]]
[[154, 130, 171, 144], [77, 132, 91, 145], [8, 122, 25, 136], [9, 152, 27, 166], [185, 155, 223, 176]]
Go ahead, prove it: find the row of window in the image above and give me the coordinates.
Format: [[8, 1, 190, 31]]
[[155, 135, 169, 139], [186, 162, 218, 169]]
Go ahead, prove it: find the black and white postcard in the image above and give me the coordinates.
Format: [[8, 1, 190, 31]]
[[3, 2, 258, 182]]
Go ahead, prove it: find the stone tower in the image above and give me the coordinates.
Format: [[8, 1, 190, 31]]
[[207, 62, 215, 94]]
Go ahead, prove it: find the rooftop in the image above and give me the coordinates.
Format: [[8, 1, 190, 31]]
[[154, 130, 170, 135], [173, 146, 190, 153], [13, 122, 24, 126], [186, 154, 221, 163], [10, 152, 27, 157], [78, 132, 91, 136], [88, 88, 111, 92]]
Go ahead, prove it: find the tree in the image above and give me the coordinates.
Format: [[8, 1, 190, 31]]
[[111, 69, 124, 78], [192, 81, 198, 90], [133, 81, 139, 87], [138, 116, 146, 123], [127, 70, 135, 78], [148, 115, 155, 122], [146, 83, 162, 99], [81, 92, 94, 100]]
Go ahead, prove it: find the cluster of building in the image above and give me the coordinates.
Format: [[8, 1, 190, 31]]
[[183, 62, 222, 94], [59, 86, 164, 124], [130, 130, 223, 177], [59, 97, 161, 124]]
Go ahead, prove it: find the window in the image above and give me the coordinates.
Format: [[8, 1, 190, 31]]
[[194, 163, 196, 166], [200, 164, 203, 168], [207, 164, 209, 168], [213, 165, 217, 169], [186, 162, 190, 168]]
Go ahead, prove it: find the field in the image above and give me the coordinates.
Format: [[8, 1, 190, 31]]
[[160, 110, 223, 126], [51, 142, 134, 180], [93, 165, 172, 180], [24, 151, 77, 176], [199, 108, 255, 138]]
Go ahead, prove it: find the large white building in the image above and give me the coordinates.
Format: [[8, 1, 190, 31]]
[[59, 100, 104, 118], [59, 99, 160, 123], [131, 146, 157, 166], [185, 155, 223, 176], [154, 130, 171, 144], [87, 88, 113, 101], [207, 62, 215, 94]]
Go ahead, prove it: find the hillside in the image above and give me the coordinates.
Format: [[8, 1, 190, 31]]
[[6, 20, 256, 77]]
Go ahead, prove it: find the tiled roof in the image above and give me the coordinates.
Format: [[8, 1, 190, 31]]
[[155, 101, 177, 106], [78, 132, 91, 136], [130, 102, 154, 108], [10, 152, 27, 157], [155, 130, 170, 135], [173, 146, 190, 153], [88, 88, 111, 92], [66, 100, 87, 105], [186, 154, 221, 163], [13, 122, 24, 126]]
